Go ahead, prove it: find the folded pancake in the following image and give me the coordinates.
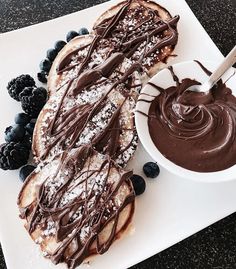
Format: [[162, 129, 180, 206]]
[[48, 34, 95, 97], [48, 0, 179, 96], [33, 54, 141, 165], [18, 146, 135, 269], [93, 0, 179, 77]]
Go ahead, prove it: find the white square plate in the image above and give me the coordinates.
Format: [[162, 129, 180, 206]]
[[1, 1, 235, 269]]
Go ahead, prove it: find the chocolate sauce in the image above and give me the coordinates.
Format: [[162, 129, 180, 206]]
[[72, 52, 125, 95], [147, 81, 164, 93], [57, 43, 91, 73], [148, 62, 236, 172]]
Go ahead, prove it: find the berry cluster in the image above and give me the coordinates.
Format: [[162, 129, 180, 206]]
[[1, 28, 89, 182], [0, 74, 47, 180], [7, 75, 47, 117], [131, 162, 160, 196], [37, 27, 89, 84], [1, 28, 90, 181]]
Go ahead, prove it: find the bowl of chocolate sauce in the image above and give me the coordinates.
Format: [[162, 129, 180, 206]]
[[135, 60, 236, 182]]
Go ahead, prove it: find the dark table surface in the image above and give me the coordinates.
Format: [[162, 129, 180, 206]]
[[0, 0, 236, 268]]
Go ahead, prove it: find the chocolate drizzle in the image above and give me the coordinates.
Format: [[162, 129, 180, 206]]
[[19, 146, 135, 269], [19, 1, 180, 268], [39, 0, 179, 162], [148, 61, 236, 172], [72, 52, 125, 96], [56, 2, 179, 82]]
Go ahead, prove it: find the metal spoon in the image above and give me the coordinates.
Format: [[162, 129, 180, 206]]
[[189, 45, 236, 93]]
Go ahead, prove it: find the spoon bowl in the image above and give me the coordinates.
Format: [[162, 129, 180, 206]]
[[135, 60, 236, 182]]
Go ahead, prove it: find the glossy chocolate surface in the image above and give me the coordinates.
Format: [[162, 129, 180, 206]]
[[148, 62, 236, 172]]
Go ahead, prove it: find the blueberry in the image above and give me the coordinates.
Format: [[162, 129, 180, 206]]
[[14, 113, 31, 126], [130, 174, 146, 196], [46, 48, 58, 61], [54, 40, 67, 52], [66, 30, 79, 42], [5, 124, 26, 142], [37, 71, 48, 83], [25, 122, 35, 135], [19, 165, 36, 182], [143, 162, 160, 178], [78, 27, 89, 35], [39, 58, 52, 73]]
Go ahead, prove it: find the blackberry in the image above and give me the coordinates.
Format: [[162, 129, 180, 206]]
[[19, 87, 47, 117], [7, 74, 35, 101], [79, 27, 89, 35], [143, 162, 160, 178], [54, 40, 66, 52], [66, 30, 79, 42], [20, 87, 47, 118], [130, 174, 146, 196], [19, 165, 36, 182], [37, 71, 48, 84], [5, 124, 26, 142], [0, 142, 30, 170], [39, 59, 52, 73]]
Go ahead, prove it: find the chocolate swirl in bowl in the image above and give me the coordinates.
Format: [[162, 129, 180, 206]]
[[148, 61, 236, 172]]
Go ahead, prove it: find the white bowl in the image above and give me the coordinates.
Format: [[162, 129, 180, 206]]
[[135, 60, 236, 182]]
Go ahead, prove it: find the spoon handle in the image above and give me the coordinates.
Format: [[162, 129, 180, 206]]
[[201, 45, 236, 92]]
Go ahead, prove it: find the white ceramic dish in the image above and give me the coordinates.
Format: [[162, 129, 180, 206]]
[[2, 1, 236, 269], [135, 61, 236, 183]]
